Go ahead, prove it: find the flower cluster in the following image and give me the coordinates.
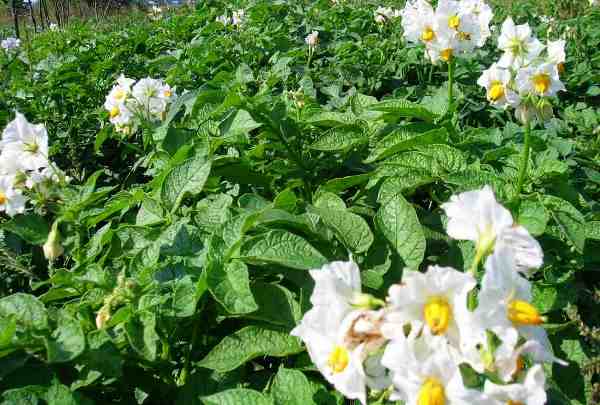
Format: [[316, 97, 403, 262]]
[[305, 31, 319, 51], [148, 5, 163, 21], [292, 186, 565, 405], [104, 75, 175, 134], [478, 18, 566, 123], [0, 113, 66, 216], [400, 0, 493, 64], [374, 6, 401, 24], [215, 9, 246, 26], [1, 37, 20, 52]]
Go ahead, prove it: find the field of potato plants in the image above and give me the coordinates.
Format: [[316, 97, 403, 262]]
[[0, 0, 599, 403]]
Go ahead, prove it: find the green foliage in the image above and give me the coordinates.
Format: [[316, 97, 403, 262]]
[[0, 1, 599, 404]]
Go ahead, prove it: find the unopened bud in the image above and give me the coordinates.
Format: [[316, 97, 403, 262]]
[[351, 293, 386, 309], [96, 306, 111, 329], [43, 224, 64, 261]]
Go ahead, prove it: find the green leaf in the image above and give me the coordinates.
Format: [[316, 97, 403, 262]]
[[369, 99, 436, 122], [248, 282, 301, 327], [136, 198, 165, 226], [543, 196, 586, 253], [320, 174, 371, 194], [198, 325, 303, 373], [271, 368, 316, 405], [45, 310, 85, 363], [239, 230, 327, 270], [161, 154, 212, 212], [312, 207, 373, 254], [0, 293, 48, 331], [366, 127, 447, 163], [219, 109, 262, 139], [517, 198, 549, 236], [202, 389, 273, 405], [207, 260, 258, 315], [376, 184, 426, 270], [2, 214, 49, 245], [124, 311, 159, 362], [310, 127, 366, 151]]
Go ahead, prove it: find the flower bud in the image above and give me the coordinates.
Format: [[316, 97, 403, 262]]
[[351, 293, 386, 309], [43, 224, 64, 261], [96, 306, 111, 329]]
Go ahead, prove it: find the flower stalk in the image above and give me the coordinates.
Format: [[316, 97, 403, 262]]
[[515, 120, 532, 199]]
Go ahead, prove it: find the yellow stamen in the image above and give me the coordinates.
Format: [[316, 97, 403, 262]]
[[418, 377, 445, 405], [110, 106, 120, 118], [440, 48, 453, 62], [424, 296, 452, 335], [488, 81, 505, 101], [421, 27, 435, 42], [164, 90, 172, 98], [448, 15, 460, 30], [23, 142, 39, 153], [557, 62, 565, 74], [515, 355, 525, 373], [507, 401, 525, 405], [457, 31, 471, 41], [327, 345, 349, 374], [507, 300, 544, 326], [0, 192, 6, 205], [532, 73, 551, 95]]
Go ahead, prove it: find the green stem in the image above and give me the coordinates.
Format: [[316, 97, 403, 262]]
[[447, 58, 454, 115], [515, 121, 531, 199]]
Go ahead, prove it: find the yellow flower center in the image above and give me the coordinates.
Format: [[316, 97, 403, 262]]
[[515, 355, 525, 373], [23, 142, 39, 153], [418, 377, 446, 405], [327, 345, 349, 374], [448, 15, 460, 30], [114, 88, 126, 102], [457, 31, 471, 41], [532, 73, 551, 95], [164, 89, 172, 98], [508, 38, 526, 56], [421, 27, 435, 42], [557, 62, 565, 74], [440, 48, 453, 62], [507, 401, 525, 405], [507, 299, 544, 326], [488, 81, 505, 101], [424, 296, 452, 335], [0, 192, 6, 205], [110, 106, 120, 118]]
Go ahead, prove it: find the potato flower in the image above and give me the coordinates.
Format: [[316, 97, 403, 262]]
[[0, 175, 26, 217], [515, 62, 565, 97], [477, 63, 520, 108], [1, 37, 20, 51], [441, 185, 543, 275], [305, 31, 319, 50], [232, 9, 245, 26], [400, 0, 437, 46], [0, 112, 49, 172], [484, 365, 547, 405], [547, 39, 566, 72], [291, 261, 388, 405], [384, 265, 476, 345], [382, 330, 487, 404], [497, 17, 544, 69]]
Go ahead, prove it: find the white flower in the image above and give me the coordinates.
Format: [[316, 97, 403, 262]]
[[590, 0, 598, 6], [131, 78, 172, 118], [384, 266, 476, 345], [497, 17, 544, 68], [0, 175, 26, 216], [1, 37, 20, 51], [382, 330, 487, 404], [547, 39, 566, 73], [374, 13, 387, 24], [232, 9, 245, 26], [484, 365, 547, 405], [0, 112, 49, 172], [475, 248, 557, 367], [291, 261, 387, 405], [425, 32, 458, 64], [477, 63, 521, 109], [374, 6, 400, 23], [49, 23, 59, 31], [515, 62, 565, 97], [400, 0, 436, 45], [441, 185, 543, 275], [433, 0, 485, 55], [461, 0, 493, 46], [216, 14, 230, 25], [305, 31, 319, 49]]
